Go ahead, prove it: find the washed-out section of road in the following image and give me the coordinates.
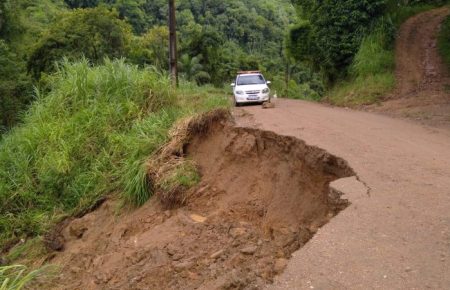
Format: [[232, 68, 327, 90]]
[[236, 99, 450, 289], [45, 111, 359, 289]]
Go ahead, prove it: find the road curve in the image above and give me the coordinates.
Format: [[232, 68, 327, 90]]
[[236, 99, 450, 289]]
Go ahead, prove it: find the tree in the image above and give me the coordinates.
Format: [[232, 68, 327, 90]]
[[64, 0, 100, 8], [130, 26, 169, 69], [178, 54, 210, 84], [289, 0, 386, 81], [111, 0, 148, 34], [27, 7, 132, 78]]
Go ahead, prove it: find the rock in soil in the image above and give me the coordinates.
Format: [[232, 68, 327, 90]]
[[240, 245, 258, 255], [43, 117, 354, 290]]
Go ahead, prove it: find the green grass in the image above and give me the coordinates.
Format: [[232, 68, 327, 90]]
[[4, 238, 46, 264], [327, 74, 395, 106], [0, 58, 229, 251], [386, 2, 446, 26], [0, 264, 52, 290], [438, 15, 450, 70], [158, 160, 201, 193], [328, 2, 449, 106], [328, 20, 396, 106]]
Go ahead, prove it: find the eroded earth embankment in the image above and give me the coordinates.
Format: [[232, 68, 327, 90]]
[[45, 111, 355, 289]]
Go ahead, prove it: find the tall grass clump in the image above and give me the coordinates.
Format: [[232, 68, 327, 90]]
[[328, 17, 396, 105], [0, 265, 52, 290], [438, 15, 450, 71], [0, 58, 229, 249]]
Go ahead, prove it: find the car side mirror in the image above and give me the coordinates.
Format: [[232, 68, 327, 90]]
[[266, 81, 271, 85], [231, 83, 236, 87]]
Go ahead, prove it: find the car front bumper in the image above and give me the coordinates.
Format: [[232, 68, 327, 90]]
[[235, 93, 270, 103]]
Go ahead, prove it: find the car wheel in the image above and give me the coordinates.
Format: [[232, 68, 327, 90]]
[[234, 98, 240, 107]]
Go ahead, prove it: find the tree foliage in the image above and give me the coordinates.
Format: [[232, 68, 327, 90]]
[[129, 25, 169, 69], [27, 7, 132, 78], [289, 0, 387, 81]]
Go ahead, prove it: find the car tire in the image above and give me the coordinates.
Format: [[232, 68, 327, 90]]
[[234, 98, 240, 107]]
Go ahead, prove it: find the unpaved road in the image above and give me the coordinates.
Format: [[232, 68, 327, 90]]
[[395, 7, 449, 95], [236, 100, 450, 289], [369, 7, 450, 128]]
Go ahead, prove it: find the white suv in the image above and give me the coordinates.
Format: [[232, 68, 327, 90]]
[[231, 71, 270, 106]]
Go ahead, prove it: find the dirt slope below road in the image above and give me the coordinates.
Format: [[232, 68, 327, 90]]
[[369, 7, 450, 127], [237, 99, 450, 289], [43, 115, 355, 289]]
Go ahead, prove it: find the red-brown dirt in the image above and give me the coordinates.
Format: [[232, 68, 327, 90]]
[[43, 118, 355, 289], [368, 7, 450, 127], [236, 98, 450, 289]]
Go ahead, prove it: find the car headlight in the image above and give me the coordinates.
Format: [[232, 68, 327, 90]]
[[236, 90, 244, 95], [262, 88, 269, 94]]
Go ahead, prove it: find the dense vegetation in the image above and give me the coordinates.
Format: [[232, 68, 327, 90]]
[[0, 0, 297, 258], [0, 0, 296, 132], [0, 59, 228, 252], [289, 0, 449, 105], [2, 0, 450, 132]]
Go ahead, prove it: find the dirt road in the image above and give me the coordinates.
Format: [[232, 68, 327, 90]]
[[369, 7, 450, 128], [236, 100, 450, 289]]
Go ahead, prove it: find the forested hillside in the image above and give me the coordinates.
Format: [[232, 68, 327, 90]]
[[2, 0, 450, 132], [0, 0, 296, 132], [287, 0, 449, 105]]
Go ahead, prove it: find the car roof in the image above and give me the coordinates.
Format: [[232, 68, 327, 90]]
[[237, 70, 261, 75], [237, 73, 264, 78]]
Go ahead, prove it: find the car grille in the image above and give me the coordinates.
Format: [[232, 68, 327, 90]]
[[245, 90, 260, 94]]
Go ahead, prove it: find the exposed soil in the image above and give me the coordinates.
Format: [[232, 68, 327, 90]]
[[43, 115, 355, 289], [236, 98, 450, 289], [367, 7, 450, 127]]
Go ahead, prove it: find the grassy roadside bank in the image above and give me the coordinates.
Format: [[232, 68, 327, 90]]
[[327, 3, 449, 106], [0, 59, 229, 262]]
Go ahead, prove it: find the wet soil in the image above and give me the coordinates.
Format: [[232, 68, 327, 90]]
[[43, 120, 354, 290]]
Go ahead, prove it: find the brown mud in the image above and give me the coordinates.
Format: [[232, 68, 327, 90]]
[[43, 113, 355, 290]]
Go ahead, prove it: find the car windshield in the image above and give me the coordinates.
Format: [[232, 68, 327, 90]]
[[237, 75, 265, 85]]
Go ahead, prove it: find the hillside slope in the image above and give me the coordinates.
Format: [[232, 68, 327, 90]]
[[368, 7, 450, 127]]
